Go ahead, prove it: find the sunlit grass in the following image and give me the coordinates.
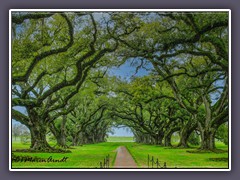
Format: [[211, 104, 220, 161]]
[[107, 136, 134, 142], [12, 142, 121, 168], [125, 142, 228, 168], [11, 138, 228, 169]]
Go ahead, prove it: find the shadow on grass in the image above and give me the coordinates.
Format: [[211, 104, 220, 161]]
[[13, 148, 71, 153], [163, 146, 192, 149], [186, 149, 227, 154], [208, 157, 228, 162]]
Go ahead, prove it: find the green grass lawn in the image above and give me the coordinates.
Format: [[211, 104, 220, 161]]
[[12, 141, 122, 168], [107, 136, 134, 142], [11, 137, 229, 169], [125, 142, 228, 169]]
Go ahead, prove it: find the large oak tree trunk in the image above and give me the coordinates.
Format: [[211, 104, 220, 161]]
[[164, 127, 180, 147], [57, 115, 67, 148], [29, 123, 52, 151], [200, 129, 213, 150], [178, 130, 189, 148], [56, 134, 67, 148], [154, 133, 164, 145], [178, 128, 190, 148], [178, 122, 197, 148], [49, 116, 68, 148], [198, 94, 216, 151], [199, 127, 216, 150], [72, 134, 79, 146], [164, 134, 172, 147]]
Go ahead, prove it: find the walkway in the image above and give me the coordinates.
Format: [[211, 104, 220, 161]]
[[114, 146, 138, 168]]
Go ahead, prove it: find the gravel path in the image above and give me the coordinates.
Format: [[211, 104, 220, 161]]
[[114, 146, 138, 168]]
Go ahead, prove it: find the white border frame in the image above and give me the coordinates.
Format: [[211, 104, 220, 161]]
[[9, 9, 231, 172]]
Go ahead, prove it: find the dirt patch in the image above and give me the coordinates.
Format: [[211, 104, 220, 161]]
[[114, 146, 138, 168]]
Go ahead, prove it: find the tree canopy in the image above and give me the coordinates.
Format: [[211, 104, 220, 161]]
[[11, 11, 229, 152]]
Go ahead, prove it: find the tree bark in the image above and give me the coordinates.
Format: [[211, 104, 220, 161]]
[[49, 115, 68, 148], [29, 122, 52, 151], [178, 126, 189, 148], [164, 134, 172, 147], [58, 115, 67, 147], [178, 122, 197, 148], [154, 133, 164, 145], [164, 127, 180, 147], [198, 121, 220, 151], [71, 134, 79, 146], [199, 129, 215, 150]]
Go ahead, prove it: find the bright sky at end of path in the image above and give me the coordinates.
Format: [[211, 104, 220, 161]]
[[108, 127, 134, 137], [107, 59, 152, 136]]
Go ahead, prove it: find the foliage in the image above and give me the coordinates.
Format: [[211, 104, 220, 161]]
[[188, 131, 200, 146], [216, 123, 228, 145], [11, 11, 229, 152]]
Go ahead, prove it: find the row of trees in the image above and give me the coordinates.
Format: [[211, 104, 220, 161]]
[[12, 12, 122, 151], [12, 123, 30, 143], [13, 75, 115, 149], [110, 74, 228, 149], [108, 12, 229, 150], [12, 11, 229, 152]]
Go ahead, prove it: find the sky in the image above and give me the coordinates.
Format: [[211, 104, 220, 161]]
[[108, 59, 152, 80], [108, 127, 134, 137]]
